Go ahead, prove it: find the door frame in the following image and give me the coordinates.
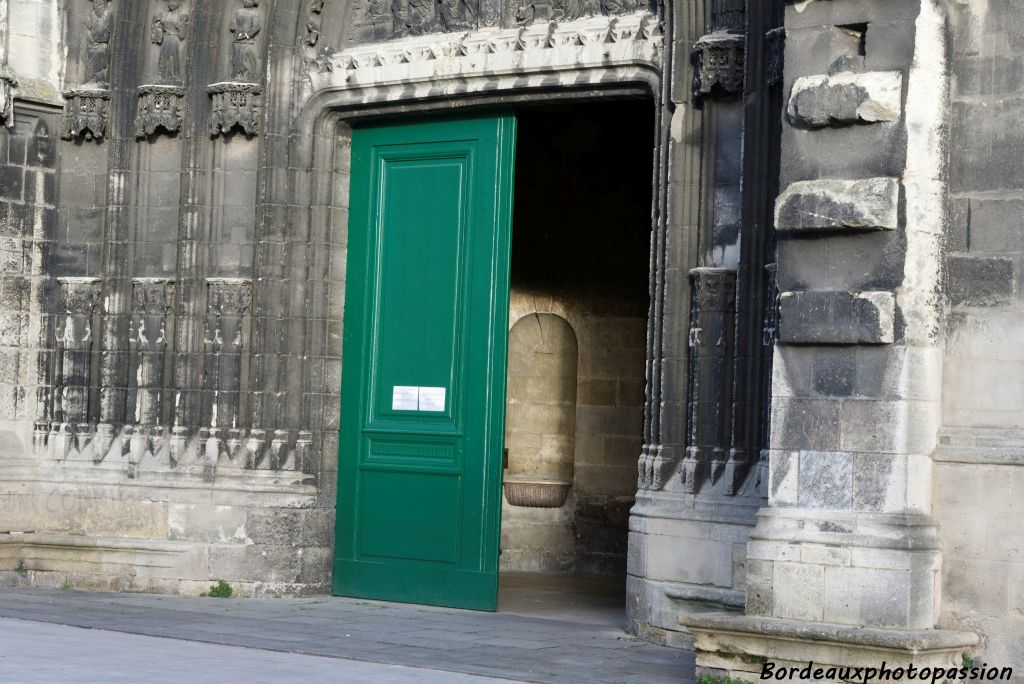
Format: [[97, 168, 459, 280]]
[[285, 71, 663, 602]]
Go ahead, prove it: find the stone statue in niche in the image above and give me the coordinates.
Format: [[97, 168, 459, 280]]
[[83, 0, 114, 85], [151, 0, 189, 84], [229, 0, 263, 82]]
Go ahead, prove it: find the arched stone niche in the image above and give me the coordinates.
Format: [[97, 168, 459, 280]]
[[504, 313, 579, 500]]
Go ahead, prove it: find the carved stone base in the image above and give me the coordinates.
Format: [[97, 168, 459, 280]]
[[682, 613, 978, 682], [135, 84, 186, 139], [62, 88, 111, 142], [207, 82, 263, 137]]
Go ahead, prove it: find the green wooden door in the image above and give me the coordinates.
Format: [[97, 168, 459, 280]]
[[333, 114, 517, 611]]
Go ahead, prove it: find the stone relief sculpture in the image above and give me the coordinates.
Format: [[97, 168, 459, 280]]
[[136, 0, 189, 139], [346, 0, 651, 45], [208, 0, 265, 137], [65, 0, 115, 141], [230, 0, 264, 81], [83, 0, 115, 86], [151, 0, 189, 84], [0, 63, 18, 128], [438, 0, 476, 31]]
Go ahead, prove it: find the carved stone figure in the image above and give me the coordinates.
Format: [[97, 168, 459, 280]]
[[152, 0, 189, 84], [0, 64, 18, 128], [393, 0, 435, 37], [83, 0, 114, 85], [438, 0, 475, 31], [230, 0, 263, 82]]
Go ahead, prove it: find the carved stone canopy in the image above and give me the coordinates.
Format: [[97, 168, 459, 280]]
[[136, 84, 186, 139], [692, 29, 745, 102], [208, 81, 263, 137], [132, 278, 176, 316], [207, 278, 253, 317], [57, 277, 102, 316], [62, 88, 111, 142]]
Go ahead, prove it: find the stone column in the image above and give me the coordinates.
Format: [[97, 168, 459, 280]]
[[683, 0, 979, 676]]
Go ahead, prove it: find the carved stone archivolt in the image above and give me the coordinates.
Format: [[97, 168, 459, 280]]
[[348, 0, 648, 45], [321, 11, 661, 93], [135, 85, 186, 139], [0, 64, 18, 128], [692, 29, 745, 102], [62, 88, 111, 142]]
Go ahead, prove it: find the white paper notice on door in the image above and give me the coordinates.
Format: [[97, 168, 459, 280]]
[[418, 387, 447, 412], [392, 386, 419, 411]]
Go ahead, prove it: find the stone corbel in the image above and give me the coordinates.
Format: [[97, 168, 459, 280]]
[[61, 89, 111, 142], [135, 84, 186, 139], [0, 64, 19, 128], [692, 29, 745, 103], [208, 82, 262, 137]]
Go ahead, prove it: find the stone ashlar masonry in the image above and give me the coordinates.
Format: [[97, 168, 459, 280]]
[[936, 0, 1024, 670], [684, 0, 996, 678]]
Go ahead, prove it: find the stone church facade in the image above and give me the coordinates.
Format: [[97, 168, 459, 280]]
[[0, 0, 1021, 679]]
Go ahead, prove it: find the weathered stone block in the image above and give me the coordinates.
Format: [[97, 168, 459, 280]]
[[775, 177, 899, 233], [772, 562, 824, 621], [778, 291, 895, 345], [788, 71, 903, 128], [797, 451, 853, 510], [945, 254, 1014, 307]]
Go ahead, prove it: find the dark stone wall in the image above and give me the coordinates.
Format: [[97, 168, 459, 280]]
[[0, 107, 60, 431]]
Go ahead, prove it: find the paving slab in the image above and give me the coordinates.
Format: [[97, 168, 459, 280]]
[[0, 585, 694, 684]]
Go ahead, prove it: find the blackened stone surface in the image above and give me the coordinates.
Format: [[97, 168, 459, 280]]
[[775, 178, 899, 233], [778, 291, 895, 345], [788, 72, 902, 129], [945, 254, 1014, 308]]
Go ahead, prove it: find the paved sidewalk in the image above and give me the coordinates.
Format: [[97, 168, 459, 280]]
[[0, 617, 509, 684], [0, 584, 692, 684]]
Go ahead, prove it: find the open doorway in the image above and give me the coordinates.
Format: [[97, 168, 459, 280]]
[[499, 99, 655, 618]]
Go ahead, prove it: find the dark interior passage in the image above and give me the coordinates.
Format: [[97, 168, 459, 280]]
[[500, 99, 654, 580]]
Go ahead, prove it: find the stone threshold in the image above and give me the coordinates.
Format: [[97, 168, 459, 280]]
[[681, 612, 979, 680]]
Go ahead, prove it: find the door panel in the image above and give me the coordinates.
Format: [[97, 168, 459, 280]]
[[333, 115, 517, 611]]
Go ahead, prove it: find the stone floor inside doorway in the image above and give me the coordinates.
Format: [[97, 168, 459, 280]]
[[0, 573, 693, 683]]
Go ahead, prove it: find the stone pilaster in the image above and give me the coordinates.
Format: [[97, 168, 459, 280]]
[[683, 0, 978, 678], [50, 278, 100, 461], [681, 267, 736, 493]]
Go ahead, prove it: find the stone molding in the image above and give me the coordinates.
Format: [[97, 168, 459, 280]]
[[311, 11, 661, 94], [135, 84, 186, 139], [682, 612, 978, 681]]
